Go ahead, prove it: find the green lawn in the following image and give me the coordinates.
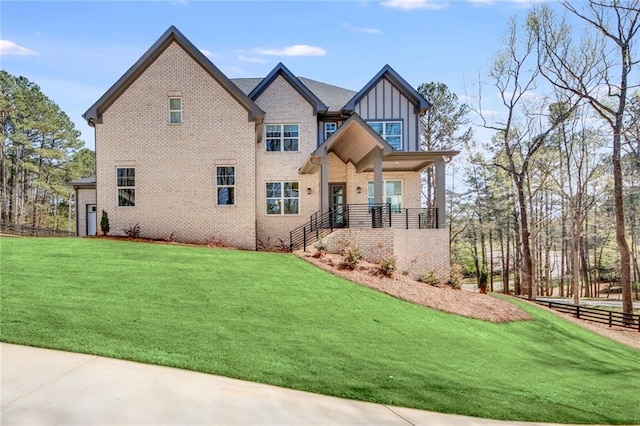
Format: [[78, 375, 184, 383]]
[[1, 237, 639, 424]]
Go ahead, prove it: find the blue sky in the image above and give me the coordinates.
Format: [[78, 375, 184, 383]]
[[1, 0, 549, 150]]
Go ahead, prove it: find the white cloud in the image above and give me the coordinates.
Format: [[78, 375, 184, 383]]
[[342, 22, 381, 34], [254, 45, 326, 57], [0, 40, 37, 56], [381, 0, 447, 10], [238, 54, 269, 63]]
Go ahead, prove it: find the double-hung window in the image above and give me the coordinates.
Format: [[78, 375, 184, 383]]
[[116, 168, 135, 207], [324, 123, 337, 140], [369, 121, 402, 150], [216, 166, 235, 205], [368, 180, 402, 213], [266, 182, 299, 215], [169, 97, 182, 124], [266, 124, 299, 152]]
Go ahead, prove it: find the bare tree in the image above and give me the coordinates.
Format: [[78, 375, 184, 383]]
[[479, 17, 578, 300], [530, 0, 640, 319]]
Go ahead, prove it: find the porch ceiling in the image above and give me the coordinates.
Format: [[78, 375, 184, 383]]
[[300, 114, 393, 174]]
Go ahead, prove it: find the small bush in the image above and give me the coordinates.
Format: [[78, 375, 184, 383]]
[[418, 271, 440, 286], [100, 210, 110, 236], [313, 239, 328, 258], [340, 244, 363, 269], [378, 256, 397, 277], [478, 267, 489, 294], [123, 223, 141, 238], [448, 263, 464, 289]]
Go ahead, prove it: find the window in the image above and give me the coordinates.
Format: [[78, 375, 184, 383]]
[[169, 97, 182, 124], [266, 124, 299, 152], [266, 182, 299, 215], [324, 123, 337, 140], [369, 121, 402, 150], [116, 168, 135, 207], [368, 180, 402, 213], [216, 166, 235, 205]]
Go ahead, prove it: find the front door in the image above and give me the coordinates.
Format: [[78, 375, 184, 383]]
[[329, 183, 347, 228]]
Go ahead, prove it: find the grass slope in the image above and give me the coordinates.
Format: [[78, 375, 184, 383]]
[[1, 237, 639, 424]]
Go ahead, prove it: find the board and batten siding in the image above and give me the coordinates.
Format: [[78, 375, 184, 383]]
[[353, 77, 420, 152]]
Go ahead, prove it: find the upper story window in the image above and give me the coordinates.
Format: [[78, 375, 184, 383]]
[[169, 97, 182, 124], [216, 166, 235, 206], [266, 124, 299, 152], [266, 181, 299, 215], [116, 168, 135, 207], [369, 121, 402, 150], [324, 123, 337, 140]]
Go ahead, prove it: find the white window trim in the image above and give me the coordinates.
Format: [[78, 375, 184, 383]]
[[367, 179, 403, 212], [116, 167, 135, 207], [169, 97, 182, 124], [324, 122, 337, 140], [265, 123, 300, 152], [215, 166, 236, 207], [369, 120, 402, 150], [266, 181, 300, 215]]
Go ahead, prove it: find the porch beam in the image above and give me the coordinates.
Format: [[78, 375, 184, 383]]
[[435, 157, 446, 229], [355, 148, 380, 173]]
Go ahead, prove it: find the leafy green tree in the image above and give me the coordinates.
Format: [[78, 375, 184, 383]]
[[1, 71, 88, 228]]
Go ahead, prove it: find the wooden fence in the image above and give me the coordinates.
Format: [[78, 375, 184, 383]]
[[532, 299, 640, 331], [0, 222, 74, 237]]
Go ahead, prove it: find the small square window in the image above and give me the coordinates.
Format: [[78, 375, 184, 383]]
[[266, 124, 299, 152], [266, 181, 299, 215], [325, 123, 337, 140]]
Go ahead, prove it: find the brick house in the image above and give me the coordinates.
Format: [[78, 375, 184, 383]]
[[73, 26, 458, 279]]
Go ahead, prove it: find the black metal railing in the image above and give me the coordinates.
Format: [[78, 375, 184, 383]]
[[394, 208, 438, 229], [0, 222, 75, 237], [532, 299, 640, 331], [289, 203, 391, 251]]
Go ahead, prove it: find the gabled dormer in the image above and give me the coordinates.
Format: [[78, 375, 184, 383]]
[[342, 65, 430, 152], [249, 63, 327, 116]]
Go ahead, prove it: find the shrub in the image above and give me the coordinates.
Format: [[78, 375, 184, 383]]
[[340, 244, 363, 269], [448, 263, 464, 290], [100, 210, 110, 236], [313, 239, 328, 258], [478, 267, 489, 294], [122, 223, 141, 238], [418, 271, 440, 286], [378, 256, 397, 277]]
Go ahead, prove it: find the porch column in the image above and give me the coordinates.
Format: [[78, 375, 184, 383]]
[[435, 157, 446, 229], [321, 146, 329, 213], [374, 148, 383, 204]]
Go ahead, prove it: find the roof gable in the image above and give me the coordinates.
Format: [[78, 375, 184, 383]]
[[343, 65, 430, 115], [248, 63, 327, 115], [84, 26, 264, 124]]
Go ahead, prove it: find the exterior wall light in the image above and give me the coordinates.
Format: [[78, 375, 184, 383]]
[[307, 187, 312, 195], [356, 186, 362, 194]]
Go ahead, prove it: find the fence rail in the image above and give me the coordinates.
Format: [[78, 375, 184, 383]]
[[0, 222, 74, 237], [532, 299, 640, 331]]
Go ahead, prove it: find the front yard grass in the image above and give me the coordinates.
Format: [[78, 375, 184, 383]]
[[1, 237, 639, 424]]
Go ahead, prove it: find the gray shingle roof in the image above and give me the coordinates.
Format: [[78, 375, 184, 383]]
[[231, 77, 355, 113]]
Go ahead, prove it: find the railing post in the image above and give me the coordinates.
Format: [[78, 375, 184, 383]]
[[435, 208, 439, 229], [576, 305, 580, 319], [405, 209, 409, 230], [388, 203, 391, 227], [345, 205, 349, 228], [303, 226, 307, 252], [609, 311, 612, 328]]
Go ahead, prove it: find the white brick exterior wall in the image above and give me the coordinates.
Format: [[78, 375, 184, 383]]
[[254, 75, 319, 248], [95, 41, 257, 248]]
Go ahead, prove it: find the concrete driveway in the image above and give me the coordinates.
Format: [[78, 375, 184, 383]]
[[1, 343, 567, 426]]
